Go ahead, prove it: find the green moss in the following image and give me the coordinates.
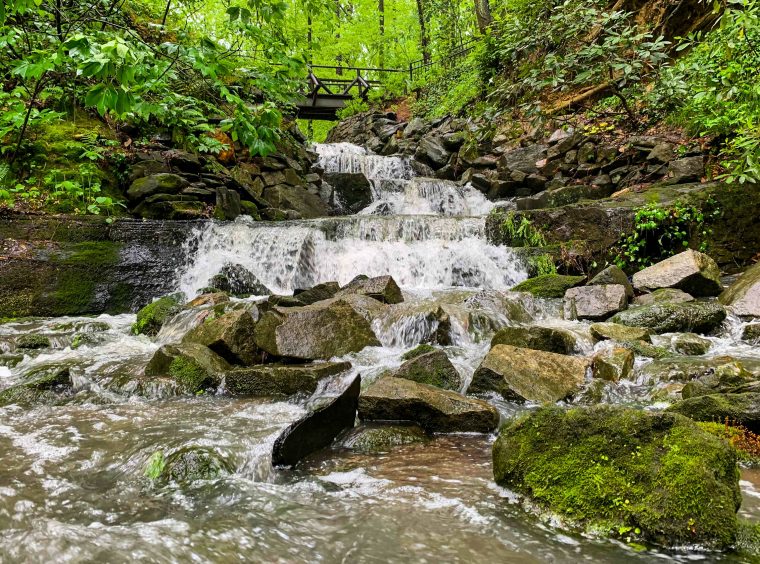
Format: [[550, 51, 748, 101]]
[[16, 334, 51, 349], [342, 425, 429, 454], [402, 344, 436, 361], [57, 241, 120, 267], [668, 393, 760, 430], [168, 356, 210, 392], [52, 270, 97, 314], [510, 275, 586, 298], [0, 366, 71, 407], [493, 405, 741, 548], [132, 294, 183, 336], [619, 340, 672, 360]]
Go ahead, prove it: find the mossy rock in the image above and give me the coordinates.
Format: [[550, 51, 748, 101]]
[[491, 325, 577, 354], [667, 392, 760, 433], [493, 405, 741, 549], [609, 302, 726, 334], [394, 349, 461, 391], [337, 424, 429, 454], [144, 343, 230, 394], [0, 365, 71, 407], [16, 334, 51, 350], [510, 275, 585, 299], [618, 339, 671, 360], [132, 294, 184, 336], [589, 322, 651, 343], [145, 447, 233, 486], [401, 343, 436, 361], [671, 333, 711, 356]]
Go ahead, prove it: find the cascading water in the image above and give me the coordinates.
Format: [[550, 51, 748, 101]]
[[177, 143, 525, 296]]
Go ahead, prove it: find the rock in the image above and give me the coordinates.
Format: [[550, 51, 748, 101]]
[[394, 349, 461, 391], [668, 393, 760, 433], [127, 173, 188, 202], [510, 274, 586, 299], [224, 361, 351, 396], [210, 264, 271, 297], [132, 294, 183, 336], [641, 356, 756, 384], [469, 344, 589, 403], [0, 365, 71, 407], [647, 142, 675, 163], [632, 250, 722, 297], [672, 333, 712, 356], [592, 348, 634, 382], [254, 299, 380, 360], [619, 340, 673, 360], [336, 275, 404, 304], [681, 360, 756, 399], [144, 343, 231, 393], [664, 156, 704, 184], [633, 288, 695, 306], [610, 301, 726, 334], [415, 137, 450, 169], [743, 324, 760, 343], [401, 343, 436, 360], [16, 334, 51, 349], [262, 184, 330, 219], [359, 376, 498, 433], [337, 424, 429, 454], [404, 118, 428, 138], [588, 265, 633, 298], [324, 172, 373, 214], [214, 186, 241, 220], [490, 325, 577, 355], [146, 447, 233, 486], [186, 292, 229, 308], [563, 285, 628, 320], [499, 145, 548, 175], [720, 261, 760, 318], [182, 309, 260, 365], [548, 128, 573, 145], [493, 405, 740, 548], [272, 373, 361, 466], [589, 322, 651, 343], [292, 282, 341, 306], [133, 199, 206, 220]]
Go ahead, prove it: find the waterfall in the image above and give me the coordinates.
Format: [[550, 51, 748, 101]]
[[176, 143, 526, 296]]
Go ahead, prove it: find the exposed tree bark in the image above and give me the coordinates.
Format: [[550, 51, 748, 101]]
[[474, 0, 492, 34], [416, 0, 430, 64]]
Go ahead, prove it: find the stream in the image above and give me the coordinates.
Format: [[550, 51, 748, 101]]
[[2, 143, 760, 562]]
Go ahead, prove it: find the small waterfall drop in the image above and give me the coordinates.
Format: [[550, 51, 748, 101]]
[[176, 143, 526, 296]]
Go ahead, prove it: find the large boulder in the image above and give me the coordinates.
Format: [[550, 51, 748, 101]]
[[720, 261, 760, 318], [469, 344, 589, 403], [291, 282, 341, 306], [493, 406, 740, 549], [394, 349, 461, 391], [336, 423, 429, 454], [510, 275, 585, 299], [145, 446, 233, 486], [183, 309, 261, 365], [609, 302, 726, 334], [672, 333, 712, 356], [132, 294, 183, 336], [490, 325, 577, 355], [262, 184, 330, 219], [336, 275, 404, 304], [0, 365, 72, 407], [414, 136, 450, 169], [632, 250, 722, 297], [224, 361, 351, 397], [324, 172, 373, 214], [499, 145, 548, 175], [144, 343, 231, 393], [588, 265, 634, 298], [359, 376, 499, 433], [127, 173, 188, 202], [681, 360, 756, 399], [592, 348, 634, 382], [668, 393, 760, 433], [589, 322, 651, 343], [210, 264, 270, 297], [253, 299, 380, 360], [272, 373, 361, 466], [563, 284, 628, 320], [633, 288, 694, 306]]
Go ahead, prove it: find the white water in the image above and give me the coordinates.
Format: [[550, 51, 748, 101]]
[[177, 143, 525, 297]]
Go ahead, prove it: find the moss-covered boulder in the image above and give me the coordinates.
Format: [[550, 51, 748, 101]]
[[672, 333, 711, 356], [132, 294, 184, 336], [633, 288, 694, 306], [394, 349, 461, 391], [641, 357, 754, 385], [510, 274, 585, 299], [720, 261, 760, 318], [291, 282, 341, 306], [618, 339, 672, 360], [15, 334, 51, 350], [127, 173, 189, 202], [743, 323, 760, 343], [358, 376, 499, 433], [609, 301, 726, 334], [224, 361, 351, 396], [469, 344, 589, 403], [592, 348, 634, 382], [0, 365, 72, 406], [493, 405, 741, 548], [182, 309, 260, 365], [145, 447, 233, 486], [336, 275, 404, 304], [632, 249, 722, 297], [253, 299, 380, 360], [144, 343, 230, 393], [588, 265, 634, 298], [401, 344, 436, 361], [337, 424, 429, 454], [210, 264, 271, 297], [668, 392, 760, 432], [681, 360, 756, 399], [490, 325, 577, 355], [589, 322, 651, 343]]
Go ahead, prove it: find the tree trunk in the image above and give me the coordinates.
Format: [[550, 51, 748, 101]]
[[335, 0, 343, 75], [474, 0, 492, 34], [416, 0, 430, 64], [379, 0, 385, 68]]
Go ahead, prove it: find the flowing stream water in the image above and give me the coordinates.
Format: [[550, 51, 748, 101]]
[[2, 143, 760, 562]]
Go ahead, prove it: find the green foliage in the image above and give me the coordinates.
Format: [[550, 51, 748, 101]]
[[528, 253, 557, 276], [145, 450, 167, 481], [336, 98, 370, 120], [613, 199, 721, 271], [498, 212, 547, 247], [132, 294, 183, 336]]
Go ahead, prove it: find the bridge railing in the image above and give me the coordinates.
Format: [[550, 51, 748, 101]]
[[408, 36, 481, 83]]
